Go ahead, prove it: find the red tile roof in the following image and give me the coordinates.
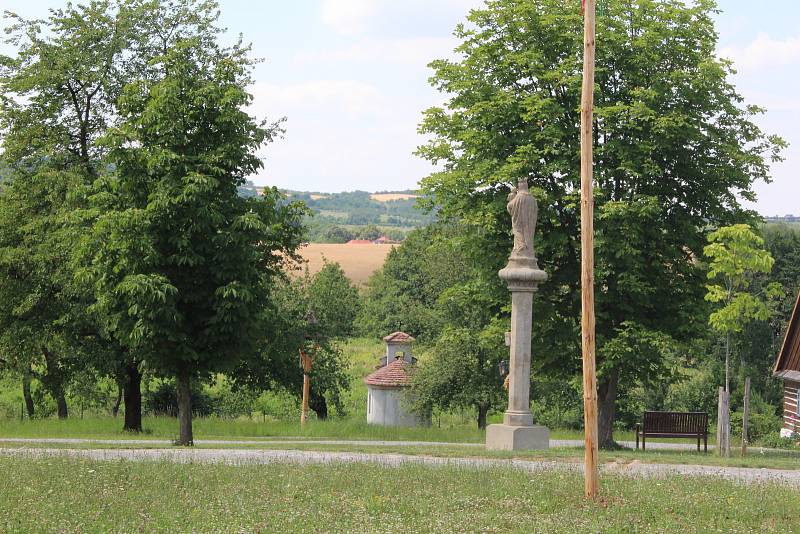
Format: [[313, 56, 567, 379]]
[[383, 331, 415, 344], [364, 358, 413, 387]]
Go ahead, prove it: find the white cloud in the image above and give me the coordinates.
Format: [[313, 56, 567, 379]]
[[319, 0, 484, 36], [293, 36, 459, 65], [720, 33, 800, 71], [250, 80, 385, 115], [320, 0, 378, 35]]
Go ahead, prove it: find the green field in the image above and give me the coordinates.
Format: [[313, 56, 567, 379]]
[[0, 456, 795, 533]]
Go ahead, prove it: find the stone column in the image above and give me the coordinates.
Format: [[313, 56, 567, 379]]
[[486, 179, 549, 451]]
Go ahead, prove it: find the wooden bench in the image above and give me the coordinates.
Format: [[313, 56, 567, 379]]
[[635, 411, 708, 452]]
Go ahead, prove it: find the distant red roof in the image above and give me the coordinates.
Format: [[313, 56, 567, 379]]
[[383, 331, 415, 344], [346, 239, 373, 245], [364, 358, 413, 387]]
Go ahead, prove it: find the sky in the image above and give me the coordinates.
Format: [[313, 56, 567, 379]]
[[1, 1, 798, 216]]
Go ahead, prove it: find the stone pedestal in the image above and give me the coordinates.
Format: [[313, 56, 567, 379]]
[[486, 423, 550, 450], [486, 254, 549, 451]]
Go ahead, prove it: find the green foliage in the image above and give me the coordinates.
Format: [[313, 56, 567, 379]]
[[705, 224, 781, 334], [410, 326, 506, 428], [307, 262, 361, 339], [357, 224, 480, 340], [233, 270, 352, 418], [83, 37, 305, 386], [414, 0, 784, 444], [730, 411, 783, 442], [143, 380, 214, 417]]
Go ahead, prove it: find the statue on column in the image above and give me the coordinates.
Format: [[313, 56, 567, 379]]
[[506, 178, 538, 263]]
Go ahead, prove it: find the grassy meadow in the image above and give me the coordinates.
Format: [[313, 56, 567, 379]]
[[0, 456, 796, 533]]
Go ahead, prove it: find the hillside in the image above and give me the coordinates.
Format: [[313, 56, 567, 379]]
[[282, 189, 434, 243]]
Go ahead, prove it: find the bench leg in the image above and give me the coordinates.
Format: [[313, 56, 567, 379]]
[[697, 436, 700, 452], [704, 434, 707, 453], [636, 431, 639, 451], [642, 434, 645, 451]]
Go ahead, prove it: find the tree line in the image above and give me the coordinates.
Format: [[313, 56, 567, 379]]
[[0, 0, 352, 445], [352, 0, 790, 447]]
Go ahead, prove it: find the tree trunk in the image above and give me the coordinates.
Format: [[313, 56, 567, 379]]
[[41, 347, 68, 419], [22, 367, 35, 419], [122, 363, 142, 432], [309, 389, 328, 420], [56, 391, 68, 420], [175, 372, 193, 446], [477, 404, 489, 430], [112, 385, 122, 418], [597, 368, 619, 449]]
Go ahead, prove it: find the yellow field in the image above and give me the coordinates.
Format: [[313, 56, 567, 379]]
[[309, 194, 329, 200], [369, 193, 419, 202], [293, 243, 395, 285]]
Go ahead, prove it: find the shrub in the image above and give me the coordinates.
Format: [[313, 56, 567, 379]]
[[144, 381, 214, 417], [730, 411, 783, 441]]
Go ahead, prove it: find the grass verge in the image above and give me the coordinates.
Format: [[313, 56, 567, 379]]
[[0, 456, 796, 533]]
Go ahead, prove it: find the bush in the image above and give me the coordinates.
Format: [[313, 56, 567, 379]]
[[759, 433, 799, 450], [254, 390, 299, 421], [144, 381, 214, 417], [730, 411, 783, 441]]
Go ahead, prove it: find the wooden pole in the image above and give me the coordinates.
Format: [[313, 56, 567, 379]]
[[580, 0, 599, 499], [741, 377, 751, 456], [300, 348, 314, 428]]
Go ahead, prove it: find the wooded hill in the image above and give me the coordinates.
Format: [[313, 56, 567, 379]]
[[282, 189, 434, 243]]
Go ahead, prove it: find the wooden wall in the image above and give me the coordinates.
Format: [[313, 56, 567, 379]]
[[785, 380, 799, 432]]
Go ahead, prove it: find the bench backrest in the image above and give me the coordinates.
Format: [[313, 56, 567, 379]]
[[642, 411, 708, 433]]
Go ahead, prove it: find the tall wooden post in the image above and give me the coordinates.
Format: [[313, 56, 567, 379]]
[[300, 348, 314, 428], [580, 0, 599, 499], [741, 377, 751, 456]]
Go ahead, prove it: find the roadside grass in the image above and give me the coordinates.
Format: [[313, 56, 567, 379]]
[[0, 416, 489, 442], [0, 456, 796, 533]]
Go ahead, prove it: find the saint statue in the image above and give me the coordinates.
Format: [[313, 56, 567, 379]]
[[507, 178, 537, 260]]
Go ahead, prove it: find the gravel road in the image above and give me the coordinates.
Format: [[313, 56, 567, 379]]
[[1, 444, 798, 488]]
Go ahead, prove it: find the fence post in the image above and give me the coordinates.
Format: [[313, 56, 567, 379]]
[[741, 377, 751, 457]]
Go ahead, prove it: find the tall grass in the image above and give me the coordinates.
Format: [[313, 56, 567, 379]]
[[0, 456, 796, 532]]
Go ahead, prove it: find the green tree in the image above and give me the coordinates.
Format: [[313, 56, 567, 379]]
[[322, 225, 353, 244], [704, 224, 781, 396], [0, 171, 91, 418], [307, 262, 361, 339], [87, 38, 304, 445], [416, 0, 784, 447], [0, 0, 226, 428], [233, 273, 352, 421]]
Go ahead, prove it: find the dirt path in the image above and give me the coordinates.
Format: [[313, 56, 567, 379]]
[[1, 445, 798, 488]]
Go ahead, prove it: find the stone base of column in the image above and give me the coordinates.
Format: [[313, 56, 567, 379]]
[[485, 424, 550, 451]]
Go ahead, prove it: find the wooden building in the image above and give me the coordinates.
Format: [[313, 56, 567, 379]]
[[774, 291, 800, 438]]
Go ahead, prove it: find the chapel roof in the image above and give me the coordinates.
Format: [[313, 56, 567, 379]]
[[364, 358, 413, 388], [382, 331, 415, 344]]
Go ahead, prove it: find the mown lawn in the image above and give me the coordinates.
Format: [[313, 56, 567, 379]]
[[0, 456, 796, 533]]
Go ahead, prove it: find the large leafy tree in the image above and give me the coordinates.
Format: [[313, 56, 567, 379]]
[[417, 0, 784, 446], [0, 0, 231, 429], [0, 1, 139, 418], [88, 38, 304, 445]]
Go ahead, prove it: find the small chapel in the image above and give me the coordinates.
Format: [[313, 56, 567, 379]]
[[364, 332, 424, 427]]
